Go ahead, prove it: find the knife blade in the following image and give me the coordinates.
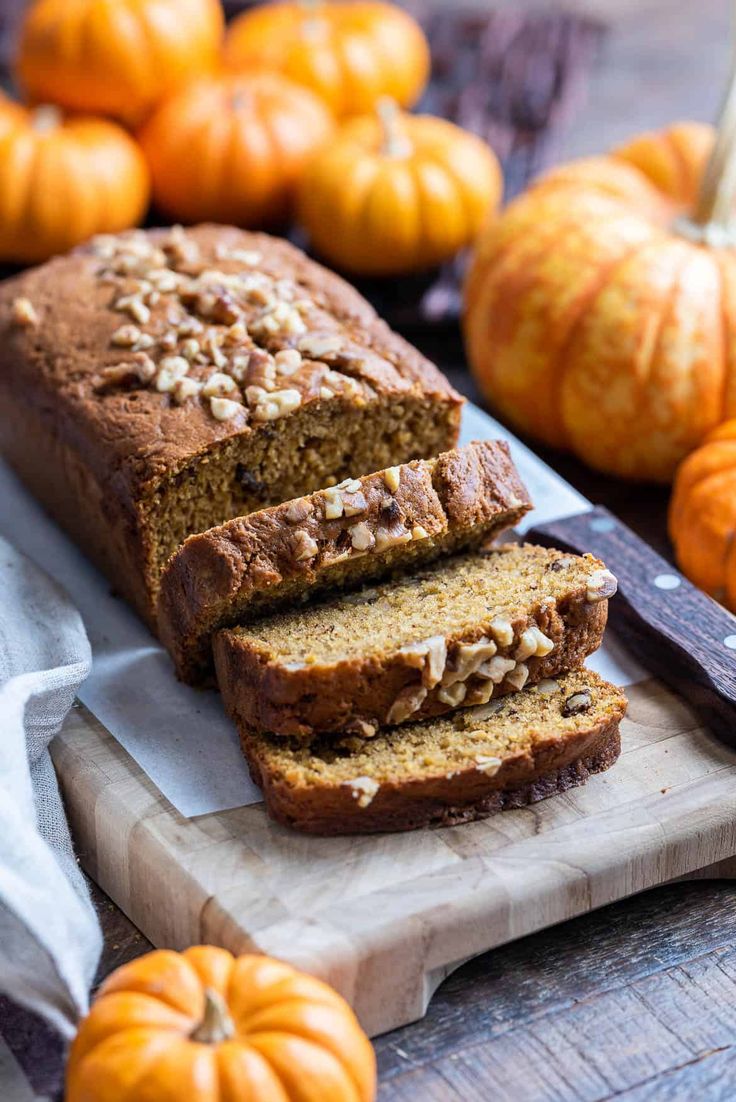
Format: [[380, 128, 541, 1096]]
[[460, 403, 736, 748]]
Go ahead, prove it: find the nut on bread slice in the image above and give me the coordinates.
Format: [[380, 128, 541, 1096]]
[[214, 544, 616, 740], [239, 670, 627, 835]]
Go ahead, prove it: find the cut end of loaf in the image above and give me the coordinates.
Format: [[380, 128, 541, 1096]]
[[241, 670, 627, 834]]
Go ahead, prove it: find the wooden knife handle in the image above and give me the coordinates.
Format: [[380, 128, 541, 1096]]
[[528, 506, 736, 748]]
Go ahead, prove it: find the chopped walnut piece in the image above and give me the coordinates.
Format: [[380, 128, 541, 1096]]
[[386, 684, 428, 725], [343, 492, 367, 517], [562, 689, 593, 716], [251, 388, 302, 421], [586, 569, 618, 603], [343, 776, 380, 808], [437, 682, 467, 707], [111, 324, 141, 347], [474, 755, 503, 775], [173, 377, 202, 404], [477, 655, 516, 684], [374, 526, 412, 552], [292, 530, 319, 561], [285, 499, 313, 524], [323, 487, 344, 520], [155, 356, 189, 392], [505, 662, 529, 690], [489, 616, 514, 648], [298, 333, 342, 359], [349, 522, 375, 551], [10, 296, 38, 328], [202, 372, 238, 398], [96, 353, 156, 390], [383, 466, 401, 493], [114, 294, 150, 325], [411, 525, 430, 540], [274, 348, 302, 375], [210, 396, 243, 421]]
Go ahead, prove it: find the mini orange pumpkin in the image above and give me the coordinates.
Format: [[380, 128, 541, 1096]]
[[0, 103, 150, 264], [66, 946, 377, 1102], [298, 99, 501, 275], [669, 419, 736, 611], [464, 119, 736, 482], [139, 72, 334, 227], [17, 0, 224, 127], [224, 0, 430, 120]]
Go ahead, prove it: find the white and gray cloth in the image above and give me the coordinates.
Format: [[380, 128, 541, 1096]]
[[0, 537, 101, 1040]]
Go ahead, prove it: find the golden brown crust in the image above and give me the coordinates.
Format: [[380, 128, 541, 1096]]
[[159, 441, 532, 683], [241, 721, 623, 836], [0, 224, 462, 625]]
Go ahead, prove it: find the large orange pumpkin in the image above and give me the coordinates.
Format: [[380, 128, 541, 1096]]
[[298, 99, 501, 275], [0, 102, 149, 264], [464, 120, 736, 483], [669, 419, 736, 611], [17, 0, 224, 126], [224, 1, 429, 120], [139, 72, 334, 227], [66, 946, 377, 1102]]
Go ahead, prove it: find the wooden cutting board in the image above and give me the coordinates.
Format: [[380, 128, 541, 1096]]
[[52, 675, 736, 1037]]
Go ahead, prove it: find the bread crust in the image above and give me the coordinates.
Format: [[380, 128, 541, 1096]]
[[241, 720, 623, 836], [159, 441, 532, 683], [0, 224, 462, 626], [214, 558, 609, 738]]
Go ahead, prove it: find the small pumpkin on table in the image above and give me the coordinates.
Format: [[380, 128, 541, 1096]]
[[0, 97, 149, 264], [65, 945, 377, 1101], [464, 107, 736, 482], [224, 0, 430, 120], [297, 97, 502, 276]]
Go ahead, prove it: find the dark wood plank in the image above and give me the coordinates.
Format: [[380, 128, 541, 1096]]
[[376, 881, 736, 1101]]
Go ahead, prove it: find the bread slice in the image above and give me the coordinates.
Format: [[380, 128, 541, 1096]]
[[159, 440, 532, 683], [214, 544, 616, 740], [240, 670, 627, 835]]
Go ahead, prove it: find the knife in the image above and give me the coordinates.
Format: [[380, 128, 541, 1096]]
[[459, 404, 736, 749]]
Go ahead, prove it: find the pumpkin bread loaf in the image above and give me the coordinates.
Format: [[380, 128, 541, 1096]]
[[158, 440, 532, 684], [240, 670, 627, 835], [214, 544, 616, 740], [0, 224, 461, 628]]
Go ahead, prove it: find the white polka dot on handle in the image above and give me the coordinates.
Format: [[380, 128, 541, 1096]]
[[724, 635, 736, 651], [653, 574, 681, 590]]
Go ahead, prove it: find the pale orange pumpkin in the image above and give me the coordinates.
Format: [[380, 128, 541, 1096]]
[[0, 102, 150, 264], [66, 946, 377, 1102], [669, 419, 736, 611], [139, 72, 334, 227], [17, 0, 224, 127], [464, 120, 736, 482], [298, 100, 502, 275], [224, 0, 429, 120]]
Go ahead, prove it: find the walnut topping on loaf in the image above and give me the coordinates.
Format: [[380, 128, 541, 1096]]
[[87, 227, 377, 423]]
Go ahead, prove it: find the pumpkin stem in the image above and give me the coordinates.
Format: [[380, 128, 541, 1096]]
[[31, 105, 63, 134], [191, 987, 236, 1045], [688, 38, 736, 243], [377, 97, 412, 159]]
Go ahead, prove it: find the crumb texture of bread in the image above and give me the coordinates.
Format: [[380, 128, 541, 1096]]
[[159, 440, 532, 683], [214, 544, 613, 738], [0, 224, 461, 627], [240, 669, 627, 835]]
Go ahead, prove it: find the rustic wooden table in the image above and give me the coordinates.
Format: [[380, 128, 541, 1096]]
[[3, 1, 736, 1099]]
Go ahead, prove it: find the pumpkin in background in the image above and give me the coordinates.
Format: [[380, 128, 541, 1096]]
[[17, 0, 223, 126], [66, 946, 376, 1102], [298, 99, 501, 275], [139, 73, 334, 227], [0, 103, 149, 264], [464, 120, 736, 483], [669, 420, 736, 611], [224, 1, 429, 120]]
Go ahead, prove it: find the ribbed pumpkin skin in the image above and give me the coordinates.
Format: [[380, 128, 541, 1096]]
[[224, 1, 429, 120], [464, 122, 736, 483], [669, 419, 736, 611], [17, 0, 223, 126], [139, 73, 334, 227], [0, 102, 149, 264], [298, 112, 501, 275], [66, 947, 377, 1102]]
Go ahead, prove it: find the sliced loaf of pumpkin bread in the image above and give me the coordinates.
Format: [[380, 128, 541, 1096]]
[[159, 440, 532, 683], [240, 670, 627, 835], [214, 544, 617, 740]]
